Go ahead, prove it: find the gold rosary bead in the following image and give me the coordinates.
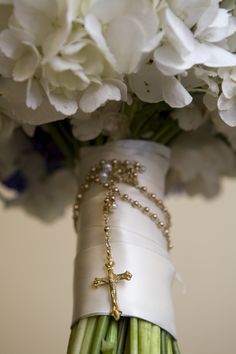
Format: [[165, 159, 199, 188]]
[[141, 186, 147, 192], [144, 207, 150, 213], [125, 160, 130, 165], [159, 221, 164, 227], [164, 229, 169, 236], [100, 159, 106, 165], [132, 200, 139, 207], [104, 183, 109, 188], [104, 226, 110, 232], [113, 187, 119, 193], [95, 177, 100, 183], [150, 193, 156, 199], [122, 194, 129, 200], [84, 183, 89, 189], [112, 159, 118, 165], [76, 193, 83, 200], [151, 213, 158, 220], [91, 167, 96, 173]]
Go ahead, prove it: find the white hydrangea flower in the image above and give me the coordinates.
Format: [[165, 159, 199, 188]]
[[154, 2, 236, 76], [129, 59, 192, 108], [0, 0, 161, 121], [71, 102, 128, 141], [171, 99, 207, 131], [212, 111, 236, 150], [168, 128, 236, 198], [19, 169, 77, 222], [0, 78, 65, 124], [217, 67, 236, 126]]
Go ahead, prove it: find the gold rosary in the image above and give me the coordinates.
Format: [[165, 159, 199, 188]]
[[73, 159, 172, 321]]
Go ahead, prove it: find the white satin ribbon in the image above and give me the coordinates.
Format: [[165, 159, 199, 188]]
[[72, 140, 177, 338]]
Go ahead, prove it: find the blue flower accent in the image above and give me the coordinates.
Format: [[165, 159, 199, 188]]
[[2, 171, 27, 193]]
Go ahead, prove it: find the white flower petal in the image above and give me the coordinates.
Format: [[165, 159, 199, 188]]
[[105, 15, 146, 74], [172, 103, 206, 131], [162, 76, 192, 108], [0, 51, 14, 77], [161, 7, 195, 56], [84, 14, 117, 69], [200, 43, 236, 67], [71, 115, 104, 141], [0, 79, 65, 124], [218, 94, 236, 127], [194, 2, 219, 37], [153, 44, 197, 75], [79, 82, 121, 113], [0, 29, 24, 59], [13, 43, 40, 81], [222, 77, 236, 99], [26, 79, 43, 110], [14, 0, 53, 45], [128, 62, 164, 103], [142, 31, 164, 54], [45, 89, 78, 116]]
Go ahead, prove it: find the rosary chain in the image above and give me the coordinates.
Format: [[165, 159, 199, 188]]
[[73, 159, 173, 251]]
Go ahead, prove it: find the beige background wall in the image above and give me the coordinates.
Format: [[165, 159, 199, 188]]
[[0, 179, 236, 354]]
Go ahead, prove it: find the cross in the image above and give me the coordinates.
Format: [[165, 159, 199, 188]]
[[93, 260, 132, 321]]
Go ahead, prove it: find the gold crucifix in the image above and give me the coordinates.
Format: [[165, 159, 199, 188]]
[[93, 260, 132, 321]]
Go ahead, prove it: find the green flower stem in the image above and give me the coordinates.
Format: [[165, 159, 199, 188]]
[[150, 324, 161, 354], [172, 340, 181, 354], [161, 329, 167, 354], [139, 319, 152, 353], [130, 318, 139, 354], [101, 318, 118, 353], [132, 104, 162, 138], [90, 316, 110, 354], [67, 316, 181, 354], [67, 318, 88, 354], [166, 334, 174, 354], [157, 126, 181, 146], [80, 317, 97, 354], [124, 323, 130, 354], [66, 324, 77, 354], [46, 124, 75, 166], [117, 318, 129, 354]]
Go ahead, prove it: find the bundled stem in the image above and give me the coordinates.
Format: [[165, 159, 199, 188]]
[[67, 316, 180, 354]]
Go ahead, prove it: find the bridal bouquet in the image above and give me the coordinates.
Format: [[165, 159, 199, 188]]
[[1, 0, 236, 353]]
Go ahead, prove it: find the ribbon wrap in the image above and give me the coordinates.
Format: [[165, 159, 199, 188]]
[[73, 140, 177, 338]]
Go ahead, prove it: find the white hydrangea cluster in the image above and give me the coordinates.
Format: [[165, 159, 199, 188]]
[[0, 0, 236, 126], [1, 0, 236, 217]]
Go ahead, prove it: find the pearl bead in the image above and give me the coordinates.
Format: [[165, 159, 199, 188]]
[[99, 171, 108, 183], [111, 202, 117, 209], [103, 162, 113, 172]]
